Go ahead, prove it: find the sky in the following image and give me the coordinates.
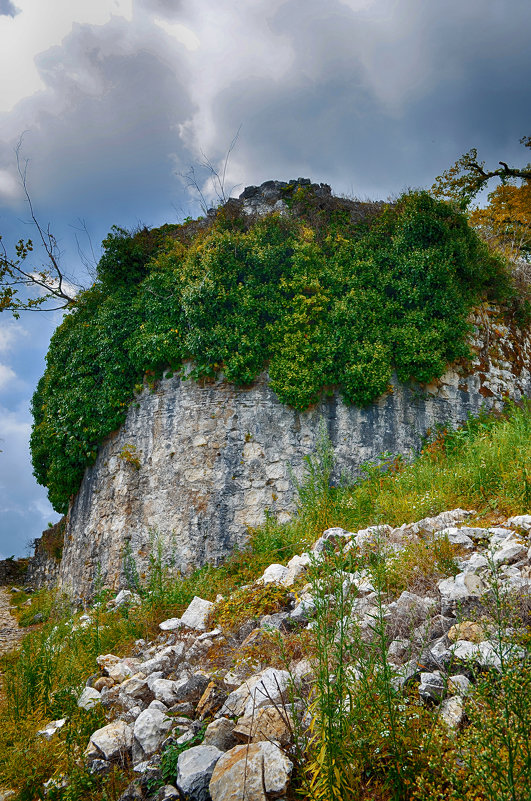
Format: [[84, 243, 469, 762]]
[[0, 0, 530, 558]]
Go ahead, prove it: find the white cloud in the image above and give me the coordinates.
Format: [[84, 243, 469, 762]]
[[0, 167, 20, 199], [0, 322, 28, 352], [154, 17, 199, 51], [0, 363, 16, 390], [0, 0, 133, 112]]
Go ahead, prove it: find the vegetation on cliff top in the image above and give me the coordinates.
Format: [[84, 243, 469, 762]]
[[31, 187, 513, 512]]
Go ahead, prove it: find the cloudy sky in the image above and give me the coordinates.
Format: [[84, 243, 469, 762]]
[[0, 0, 530, 557]]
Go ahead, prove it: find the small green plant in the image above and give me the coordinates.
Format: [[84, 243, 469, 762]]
[[118, 443, 141, 470], [158, 725, 207, 788]]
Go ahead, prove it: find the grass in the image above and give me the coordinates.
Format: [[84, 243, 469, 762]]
[[0, 400, 530, 800]]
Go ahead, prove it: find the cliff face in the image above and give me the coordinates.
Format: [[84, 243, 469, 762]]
[[56, 308, 531, 599]]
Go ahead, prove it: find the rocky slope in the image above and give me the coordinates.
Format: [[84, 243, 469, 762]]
[[36, 508, 531, 801]]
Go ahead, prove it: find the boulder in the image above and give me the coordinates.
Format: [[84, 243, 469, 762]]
[[233, 705, 294, 747], [290, 598, 316, 623], [506, 514, 531, 532], [159, 618, 183, 632], [181, 597, 215, 631], [173, 673, 211, 705], [113, 590, 141, 607], [108, 660, 138, 684], [437, 572, 486, 614], [259, 564, 289, 584], [282, 553, 311, 586], [197, 682, 229, 719], [447, 621, 484, 643], [150, 679, 181, 706], [433, 528, 474, 549], [209, 742, 292, 801], [449, 639, 526, 669], [86, 721, 133, 762], [121, 675, 154, 705], [202, 718, 237, 752], [133, 708, 172, 762], [491, 538, 527, 566], [97, 654, 121, 671], [398, 509, 473, 537], [419, 672, 445, 702], [219, 668, 290, 718], [312, 527, 349, 554], [439, 696, 464, 729], [176, 745, 223, 801], [78, 687, 102, 710]]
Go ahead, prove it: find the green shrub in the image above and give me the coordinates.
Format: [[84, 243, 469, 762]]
[[31, 191, 512, 511]]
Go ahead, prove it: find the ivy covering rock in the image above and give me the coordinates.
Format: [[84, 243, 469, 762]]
[[30, 181, 513, 512]]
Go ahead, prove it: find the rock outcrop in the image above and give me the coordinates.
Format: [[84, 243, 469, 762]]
[[54, 306, 531, 599]]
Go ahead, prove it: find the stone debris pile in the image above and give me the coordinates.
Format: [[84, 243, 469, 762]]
[[36, 509, 531, 800]]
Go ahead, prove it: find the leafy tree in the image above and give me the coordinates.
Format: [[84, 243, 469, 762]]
[[468, 182, 531, 265], [432, 136, 531, 207]]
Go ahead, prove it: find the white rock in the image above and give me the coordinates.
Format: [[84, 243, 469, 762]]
[[491, 539, 527, 566], [37, 718, 67, 740], [150, 678, 180, 706], [113, 589, 141, 607], [312, 527, 350, 553], [458, 552, 489, 574], [77, 687, 102, 710], [96, 654, 121, 672], [259, 564, 289, 584], [399, 509, 474, 536], [86, 721, 133, 761], [434, 527, 474, 549], [209, 742, 292, 801], [419, 671, 445, 702], [506, 514, 531, 532], [148, 699, 169, 713], [447, 674, 472, 696], [281, 553, 311, 586], [176, 745, 223, 800], [388, 639, 410, 661], [219, 668, 290, 718], [449, 639, 526, 669], [133, 708, 172, 761], [438, 572, 486, 602], [440, 696, 464, 728], [180, 596, 215, 631], [108, 661, 136, 684], [488, 527, 516, 546], [159, 617, 183, 632], [396, 591, 437, 617], [290, 598, 316, 622]]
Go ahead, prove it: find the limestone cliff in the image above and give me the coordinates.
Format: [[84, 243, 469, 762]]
[[56, 307, 531, 599]]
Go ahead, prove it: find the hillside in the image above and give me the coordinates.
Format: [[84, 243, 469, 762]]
[[30, 181, 514, 514], [1, 404, 530, 801]]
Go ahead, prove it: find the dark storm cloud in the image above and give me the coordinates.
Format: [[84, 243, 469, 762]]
[[201, 0, 531, 197], [0, 0, 19, 17], [1, 0, 531, 555]]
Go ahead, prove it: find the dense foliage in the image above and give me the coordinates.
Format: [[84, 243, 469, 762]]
[[31, 190, 512, 511]]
